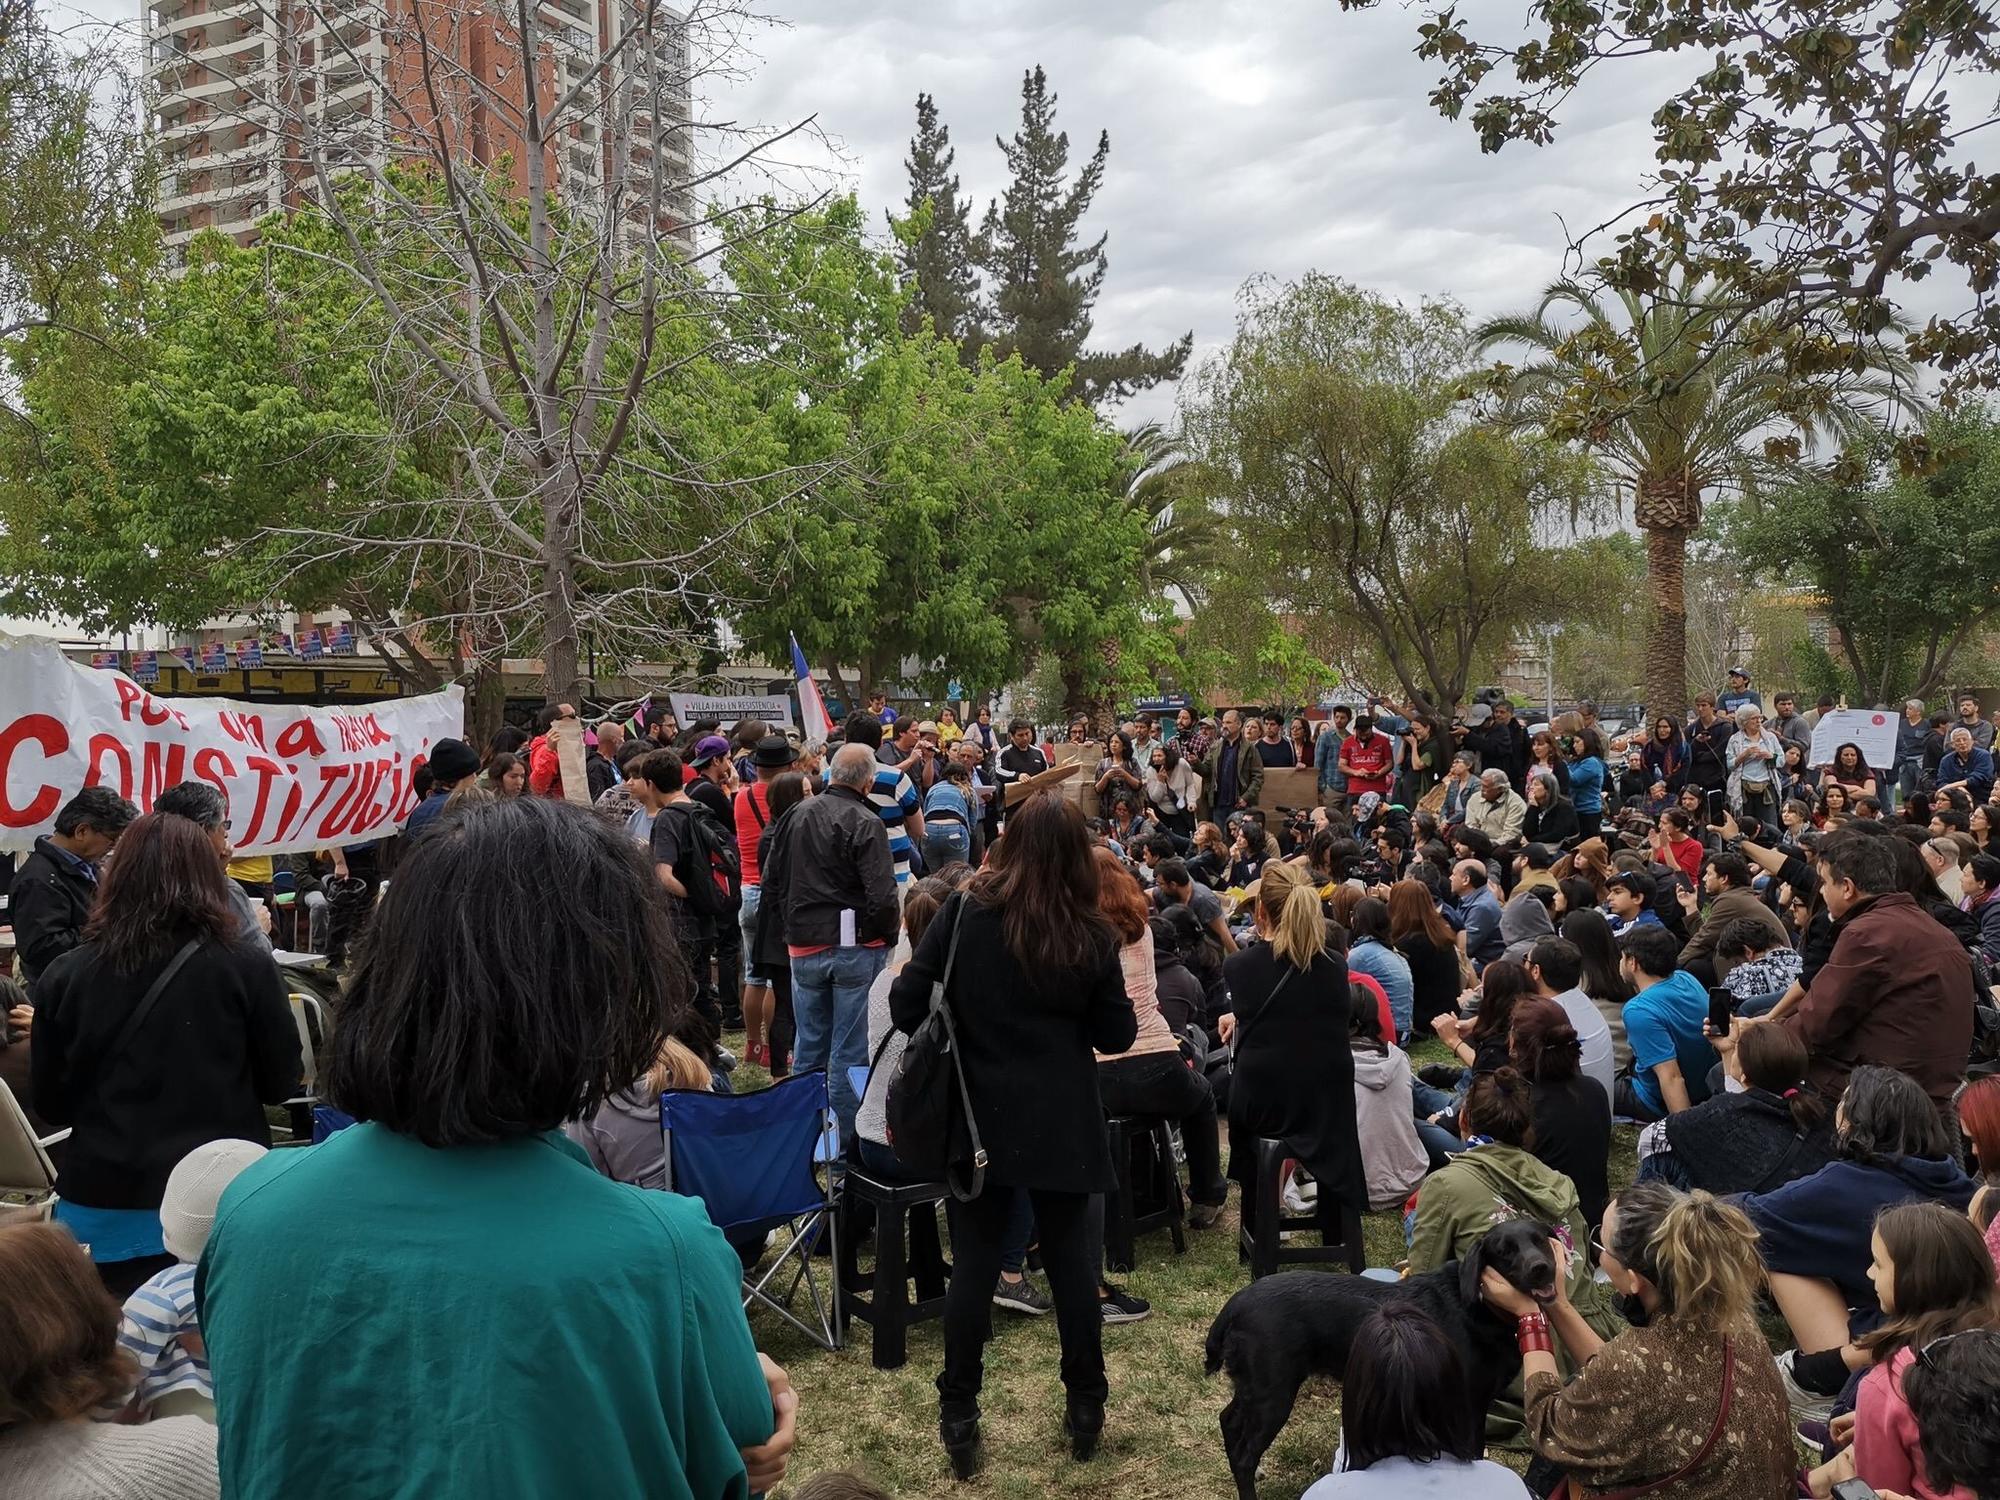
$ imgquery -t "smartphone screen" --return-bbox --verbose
[1706,788,1726,819]
[1707,984,1736,1038]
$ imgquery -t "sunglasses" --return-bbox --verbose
[1915,1329,2000,1371]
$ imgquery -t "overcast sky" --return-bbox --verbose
[706,0,1686,422]
[63,0,1688,424]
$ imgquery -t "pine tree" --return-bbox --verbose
[893,93,983,352]
[976,66,1190,408]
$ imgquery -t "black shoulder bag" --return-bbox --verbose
[102,940,204,1067]
[880,896,987,1201]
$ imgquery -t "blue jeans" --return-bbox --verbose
[791,945,891,1143]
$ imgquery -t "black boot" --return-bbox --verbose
[941,1413,982,1480]
[1063,1399,1104,1461]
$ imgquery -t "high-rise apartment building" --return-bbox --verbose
[144,0,695,257]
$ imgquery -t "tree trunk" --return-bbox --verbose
[1060,657,1090,724]
[466,656,506,751]
[541,476,585,706]
[1644,524,1691,721]
[1090,634,1122,734]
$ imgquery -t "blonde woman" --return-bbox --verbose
[1482,1182,1796,1499]
[1217,860,1364,1259]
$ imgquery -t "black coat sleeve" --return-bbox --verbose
[11,871,80,984]
[1086,943,1137,1055]
[238,946,306,1104]
[27,952,80,1125]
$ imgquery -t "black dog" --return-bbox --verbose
[1204,1217,1560,1500]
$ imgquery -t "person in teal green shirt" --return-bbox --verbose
[197,798,789,1499]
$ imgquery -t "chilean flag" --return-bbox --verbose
[791,633,833,742]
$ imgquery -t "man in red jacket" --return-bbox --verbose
[527,703,578,799]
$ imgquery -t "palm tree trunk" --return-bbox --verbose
[1644,525,1691,721]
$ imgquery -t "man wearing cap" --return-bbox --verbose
[734,736,798,1070]
[1718,666,1762,716]
[405,737,480,840]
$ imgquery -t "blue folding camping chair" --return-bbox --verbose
[660,1069,842,1351]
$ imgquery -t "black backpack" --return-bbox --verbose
[665,803,741,918]
[878,893,987,1201]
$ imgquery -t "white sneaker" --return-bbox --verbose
[1281,1179,1316,1216]
[1775,1349,1837,1423]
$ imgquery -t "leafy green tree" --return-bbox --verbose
[720,199,1143,713]
[975,67,1191,409]
[1184,273,1610,716]
[1342,0,2000,391]
[893,94,983,352]
[1736,408,2000,704]
[1471,270,1917,719]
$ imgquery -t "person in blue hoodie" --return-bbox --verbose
[1739,1064,1979,1408]
[1564,726,1608,837]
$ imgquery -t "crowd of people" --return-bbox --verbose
[1,673,1998,1499]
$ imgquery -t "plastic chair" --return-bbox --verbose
[834,1065,951,1369]
[0,1079,57,1225]
[661,1069,841,1351]
[311,1107,356,1144]
[282,993,326,1142]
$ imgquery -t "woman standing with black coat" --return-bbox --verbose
[31,813,299,1296]
[887,793,1135,1480]
[1218,860,1365,1257]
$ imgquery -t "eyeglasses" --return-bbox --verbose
[1588,1224,1612,1263]
[1915,1329,2000,1371]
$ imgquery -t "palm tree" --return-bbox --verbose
[1473,271,1917,719]
[1119,421,1222,611]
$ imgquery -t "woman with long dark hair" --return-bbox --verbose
[1559,907,1636,1071]
[1643,716,1687,792]
[31,814,298,1296]
[1219,861,1366,1265]
[1826,741,1879,799]
[1092,731,1145,821]
[748,770,813,1078]
[1143,742,1197,836]
[887,794,1134,1477]
[196,798,790,1499]
[1386,879,1460,1037]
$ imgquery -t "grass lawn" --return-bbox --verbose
[730,1037,1643,1500]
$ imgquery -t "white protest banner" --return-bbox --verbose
[1808,706,1902,771]
[0,634,464,855]
[667,692,794,729]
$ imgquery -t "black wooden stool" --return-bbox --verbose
[835,1165,951,1370]
[1237,1135,1365,1280]
[1104,1115,1186,1273]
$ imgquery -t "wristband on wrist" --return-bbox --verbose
[1516,1311,1553,1355]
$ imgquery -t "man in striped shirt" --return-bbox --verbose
[843,714,926,882]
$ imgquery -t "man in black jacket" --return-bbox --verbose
[771,742,898,1140]
[1464,700,1530,792]
[10,786,137,989]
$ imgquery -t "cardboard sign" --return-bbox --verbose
[1255,765,1320,812]
[549,716,591,806]
[1004,762,1080,807]
[0,632,463,854]
[1808,707,1901,771]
